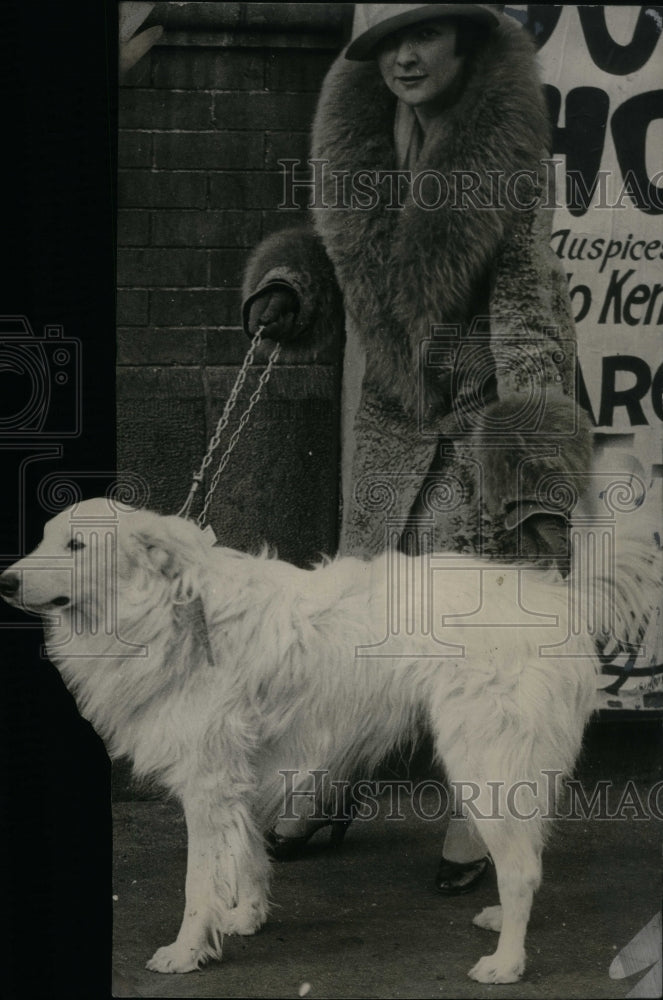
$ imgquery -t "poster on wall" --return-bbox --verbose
[512,3,663,710]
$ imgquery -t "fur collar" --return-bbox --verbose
[311,18,550,414]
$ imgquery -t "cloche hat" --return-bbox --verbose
[346,3,502,61]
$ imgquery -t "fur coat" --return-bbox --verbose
[242,16,591,560]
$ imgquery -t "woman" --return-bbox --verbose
[242,3,590,893]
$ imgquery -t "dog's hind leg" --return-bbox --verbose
[436,732,545,984]
[472,904,502,932]
[146,787,270,974]
[467,818,541,984]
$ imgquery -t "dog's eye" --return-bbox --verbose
[67,538,86,551]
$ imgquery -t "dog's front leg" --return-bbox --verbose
[146,788,270,974]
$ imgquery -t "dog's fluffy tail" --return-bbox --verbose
[570,510,662,658]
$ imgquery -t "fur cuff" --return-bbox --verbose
[469,394,593,517]
[241,225,344,362]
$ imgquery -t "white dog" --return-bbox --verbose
[0,497,659,983]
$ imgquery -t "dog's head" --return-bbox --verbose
[0,498,213,619]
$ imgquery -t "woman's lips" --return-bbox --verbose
[395,74,427,86]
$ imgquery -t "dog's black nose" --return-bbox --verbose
[0,572,20,598]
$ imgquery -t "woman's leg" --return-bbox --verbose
[435,815,490,894]
[442,814,487,862]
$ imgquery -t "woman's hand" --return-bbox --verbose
[519,512,570,573]
[247,287,300,342]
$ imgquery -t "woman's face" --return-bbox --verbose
[377,20,465,110]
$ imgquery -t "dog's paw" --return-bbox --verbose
[223,896,268,936]
[472,905,503,933]
[468,950,525,984]
[146,942,206,974]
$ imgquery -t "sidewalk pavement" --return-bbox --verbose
[111,718,662,999]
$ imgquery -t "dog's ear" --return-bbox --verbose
[142,539,178,577]
[132,515,209,603]
[135,533,190,583]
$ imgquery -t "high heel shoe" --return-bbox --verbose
[434,855,491,895]
[266,812,354,861]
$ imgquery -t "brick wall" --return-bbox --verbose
[116,2,351,565]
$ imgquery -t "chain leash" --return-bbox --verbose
[177,326,281,527]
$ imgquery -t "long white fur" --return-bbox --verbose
[2,498,660,982]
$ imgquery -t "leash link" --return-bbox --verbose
[177,326,281,526]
